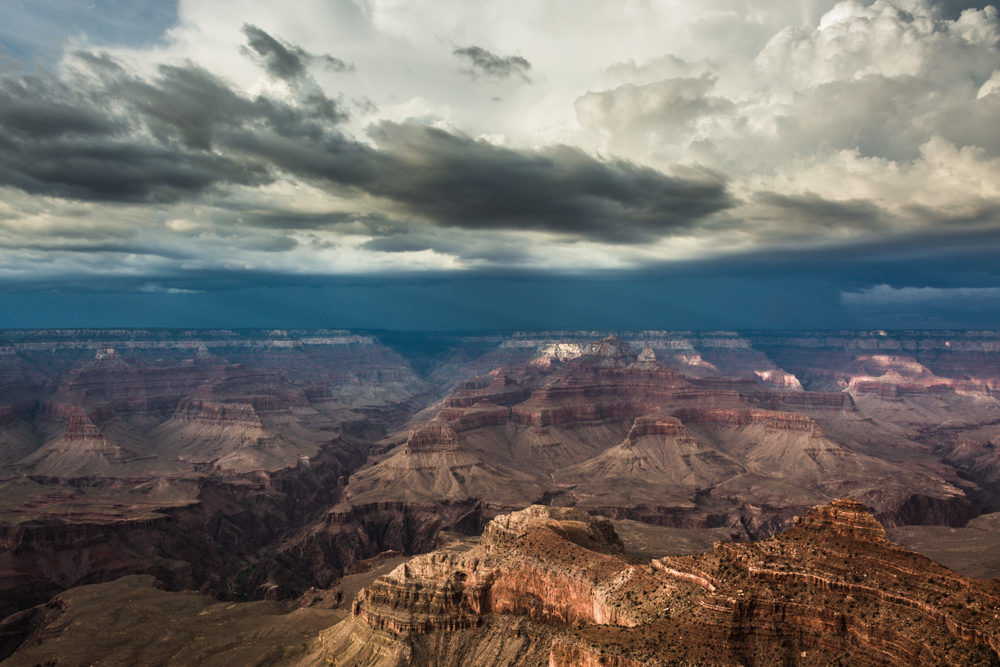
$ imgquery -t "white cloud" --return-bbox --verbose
[842,284,1000,305]
[978,69,1000,97]
[139,283,202,294]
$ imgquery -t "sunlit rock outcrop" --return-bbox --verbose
[318,499,1000,667]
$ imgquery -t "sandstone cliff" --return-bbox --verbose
[316,500,1000,667]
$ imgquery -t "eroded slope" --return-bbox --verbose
[318,500,1000,667]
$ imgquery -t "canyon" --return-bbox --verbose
[317,499,1000,666]
[5,501,1000,666]
[2,328,1000,664]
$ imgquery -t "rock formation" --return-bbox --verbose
[0,330,435,616]
[2,327,1000,638]
[316,500,1000,667]
[350,334,973,536]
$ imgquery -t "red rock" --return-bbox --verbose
[323,500,1000,666]
[404,423,463,455]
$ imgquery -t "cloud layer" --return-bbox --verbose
[0,0,998,325]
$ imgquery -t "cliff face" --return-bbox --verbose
[321,506,641,666]
[0,440,359,618]
[6,500,998,667]
[350,505,634,635]
[0,332,437,617]
[355,330,1000,540]
[344,420,543,507]
[320,500,1000,667]
[352,336,973,535]
[403,423,463,455]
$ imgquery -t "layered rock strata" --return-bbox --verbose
[319,500,1000,667]
[355,336,972,534]
[4,328,1000,635]
[0,332,438,616]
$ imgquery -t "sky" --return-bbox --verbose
[0,0,999,330]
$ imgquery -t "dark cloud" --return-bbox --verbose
[750,192,887,234]
[0,50,731,241]
[361,123,732,242]
[233,210,403,234]
[0,52,355,201]
[240,24,354,80]
[902,200,1000,228]
[242,24,310,79]
[0,76,120,138]
[229,118,732,242]
[12,241,166,255]
[0,133,270,203]
[935,0,995,19]
[453,46,531,81]
[239,234,299,252]
[669,224,1000,293]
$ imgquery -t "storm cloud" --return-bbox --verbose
[747,192,888,236]
[0,55,336,201]
[361,123,731,241]
[453,46,532,81]
[240,24,353,80]
[0,46,731,241]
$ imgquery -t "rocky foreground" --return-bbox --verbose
[4,499,997,666]
[319,499,1000,667]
